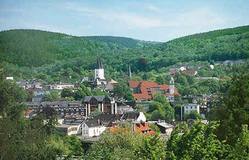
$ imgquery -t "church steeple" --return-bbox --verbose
[169,76,175,102]
[97,58,103,69]
[128,64,132,79]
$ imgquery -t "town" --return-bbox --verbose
[5,58,214,141]
[1,1,249,159]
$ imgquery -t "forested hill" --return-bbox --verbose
[84,36,146,48]
[0,29,144,67]
[159,25,249,62]
[0,26,249,76]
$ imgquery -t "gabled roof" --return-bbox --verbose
[84,119,102,127]
[83,96,111,103]
[84,113,121,127]
[128,80,179,101]
[121,111,139,121]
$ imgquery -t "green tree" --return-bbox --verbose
[113,82,134,100]
[61,88,74,98]
[210,73,249,144]
[148,94,175,121]
[43,90,60,101]
[226,125,249,159]
[185,111,203,120]
[74,84,92,100]
[166,122,226,160]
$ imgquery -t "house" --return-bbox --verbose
[82,119,106,138]
[6,77,14,80]
[129,80,179,101]
[116,103,134,114]
[155,121,174,136]
[57,119,83,136]
[82,113,121,138]
[32,94,44,103]
[83,96,117,117]
[16,80,43,90]
[48,83,74,90]
[183,103,200,114]
[133,122,155,135]
[39,101,85,118]
[121,111,146,122]
[105,79,118,91]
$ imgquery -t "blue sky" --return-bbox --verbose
[0,0,249,41]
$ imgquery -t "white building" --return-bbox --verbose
[6,77,14,80]
[49,83,74,90]
[94,58,107,86]
[183,103,200,114]
[82,120,106,138]
[57,119,83,136]
[121,112,146,122]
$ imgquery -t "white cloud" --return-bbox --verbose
[64,3,164,29]
[144,4,162,13]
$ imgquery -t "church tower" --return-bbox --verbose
[169,76,175,102]
[95,58,105,80]
[94,58,106,86]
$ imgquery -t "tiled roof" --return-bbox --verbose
[135,122,155,135]
[128,80,179,101]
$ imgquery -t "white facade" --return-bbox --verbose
[82,123,106,138]
[94,68,105,80]
[136,112,147,122]
[50,84,74,90]
[57,124,82,136]
[184,103,200,114]
[67,125,82,135]
[6,77,14,80]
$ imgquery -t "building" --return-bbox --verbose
[121,111,146,122]
[105,79,118,91]
[94,58,107,86]
[83,96,117,117]
[57,118,83,136]
[39,101,86,118]
[128,80,179,101]
[48,83,74,90]
[183,103,200,114]
[6,77,14,80]
[133,122,155,135]
[82,119,106,138]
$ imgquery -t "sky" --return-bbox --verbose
[0,0,249,42]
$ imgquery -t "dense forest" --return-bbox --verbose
[0,26,249,83]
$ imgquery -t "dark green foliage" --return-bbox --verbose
[43,90,60,101]
[86,127,166,160]
[74,84,92,100]
[166,122,226,160]
[209,72,249,144]
[147,94,175,121]
[1,26,249,84]
[113,82,134,100]
[185,111,203,120]
[61,88,74,98]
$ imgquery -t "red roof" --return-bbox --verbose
[129,80,179,101]
[134,122,155,135]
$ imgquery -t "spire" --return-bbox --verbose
[169,76,175,102]
[170,76,174,85]
[97,58,103,69]
[128,64,132,79]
